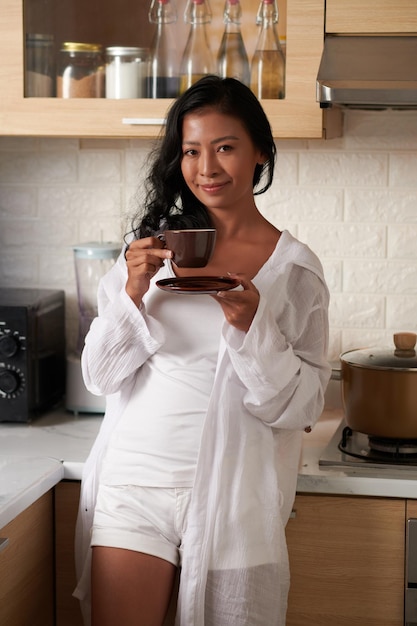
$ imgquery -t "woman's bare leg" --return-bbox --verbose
[91,546,177,626]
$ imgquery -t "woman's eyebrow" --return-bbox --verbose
[182,135,240,146]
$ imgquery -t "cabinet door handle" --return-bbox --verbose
[122,118,166,126]
[406,518,417,625]
[0,538,9,553]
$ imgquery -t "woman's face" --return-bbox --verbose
[180,108,264,214]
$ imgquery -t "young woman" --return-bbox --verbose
[74,75,330,626]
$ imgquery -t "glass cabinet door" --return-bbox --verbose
[0,0,336,138]
[24,0,158,99]
[23,0,287,99]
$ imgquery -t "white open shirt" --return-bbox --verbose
[74,230,331,626]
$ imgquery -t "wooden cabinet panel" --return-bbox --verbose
[55,480,83,626]
[286,494,405,626]
[326,0,417,34]
[407,500,417,519]
[0,492,54,626]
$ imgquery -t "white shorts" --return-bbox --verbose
[91,484,192,567]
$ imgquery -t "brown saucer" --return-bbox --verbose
[156,276,240,295]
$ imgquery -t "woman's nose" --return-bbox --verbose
[199,151,219,177]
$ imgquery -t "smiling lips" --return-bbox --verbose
[199,182,229,193]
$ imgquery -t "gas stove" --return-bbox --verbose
[319,420,417,472]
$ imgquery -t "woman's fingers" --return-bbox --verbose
[125,237,172,305]
[212,273,260,332]
[126,238,172,274]
[126,237,171,261]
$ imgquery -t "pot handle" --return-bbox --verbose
[393,332,417,351]
[330,363,342,381]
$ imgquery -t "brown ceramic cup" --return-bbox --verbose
[160,228,216,268]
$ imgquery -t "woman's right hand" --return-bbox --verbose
[124,237,172,307]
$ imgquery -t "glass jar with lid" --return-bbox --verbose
[57,42,105,98]
[105,47,149,98]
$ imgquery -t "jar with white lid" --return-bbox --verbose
[105,47,149,98]
[57,42,105,98]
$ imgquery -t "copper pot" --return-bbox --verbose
[337,332,417,439]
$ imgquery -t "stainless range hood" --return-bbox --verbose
[317,35,417,109]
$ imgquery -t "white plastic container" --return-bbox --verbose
[105,46,149,98]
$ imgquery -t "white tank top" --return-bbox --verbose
[100,285,224,487]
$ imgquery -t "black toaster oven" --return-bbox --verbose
[0,288,66,422]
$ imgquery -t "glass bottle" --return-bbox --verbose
[179,0,215,94]
[217,0,250,85]
[148,0,180,98]
[250,0,285,99]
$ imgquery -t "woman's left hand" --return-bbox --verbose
[212,273,260,332]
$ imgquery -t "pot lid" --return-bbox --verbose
[340,332,417,371]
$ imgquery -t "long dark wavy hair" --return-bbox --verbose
[128,75,277,239]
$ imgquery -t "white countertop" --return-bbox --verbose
[0,408,102,480]
[0,406,416,530]
[0,408,101,529]
[0,456,63,530]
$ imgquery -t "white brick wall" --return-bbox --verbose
[0,110,416,358]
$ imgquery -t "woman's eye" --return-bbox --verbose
[183,148,197,157]
[218,144,232,153]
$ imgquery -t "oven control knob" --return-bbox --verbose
[0,334,19,358]
[0,368,20,395]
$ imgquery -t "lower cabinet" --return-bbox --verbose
[286,494,406,626]
[0,492,54,626]
[54,485,414,626]
[55,481,84,626]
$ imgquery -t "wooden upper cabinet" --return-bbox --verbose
[0,0,340,139]
[326,0,417,34]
